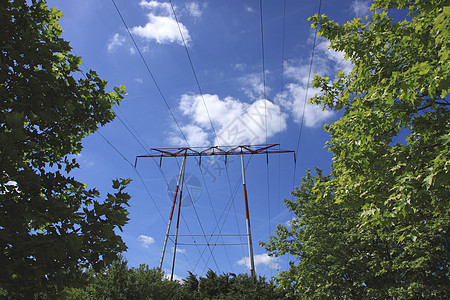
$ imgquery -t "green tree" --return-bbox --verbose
[182,271,200,297]
[192,269,288,299]
[65,258,187,300]
[263,0,449,298]
[224,273,285,300]
[263,169,406,298]
[198,269,224,298]
[67,263,289,300]
[0,0,129,297]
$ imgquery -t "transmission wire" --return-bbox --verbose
[200,157,254,275]
[294,0,323,157]
[114,109,203,272]
[168,0,246,275]
[289,0,323,273]
[168,0,220,143]
[173,158,222,275]
[259,1,273,278]
[74,50,198,267]
[110,0,189,145]
[111,0,224,275]
[97,131,166,223]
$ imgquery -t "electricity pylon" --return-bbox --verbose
[136,144,294,279]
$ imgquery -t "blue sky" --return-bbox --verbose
[46,0,371,281]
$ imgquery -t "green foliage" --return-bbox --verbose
[0,0,128,297]
[65,258,185,300]
[183,271,200,296]
[264,0,449,298]
[193,269,288,299]
[263,169,449,298]
[66,261,290,300]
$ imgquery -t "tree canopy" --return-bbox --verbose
[65,258,290,300]
[263,0,449,298]
[65,258,184,300]
[0,0,128,297]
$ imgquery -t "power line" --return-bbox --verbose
[179,213,208,272]
[201,163,235,271]
[280,0,287,272]
[77,50,172,228]
[225,165,246,258]
[292,0,323,194]
[280,0,286,93]
[259,0,268,145]
[168,0,219,144]
[182,163,222,273]
[97,131,166,223]
[194,162,249,273]
[277,1,287,260]
[259,1,273,278]
[110,0,223,275]
[294,0,323,156]
[166,2,238,273]
[81,53,204,274]
[179,243,247,246]
[73,48,195,268]
[289,0,323,274]
[109,0,298,278]
[113,109,149,154]
[199,155,255,275]
[169,234,247,237]
[110,0,189,145]
[113,109,208,270]
[170,157,222,274]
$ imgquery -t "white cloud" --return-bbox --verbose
[139,0,171,11]
[166,32,354,145]
[75,153,95,167]
[351,0,371,18]
[134,77,144,84]
[172,93,287,146]
[107,33,126,53]
[316,40,354,75]
[185,2,203,18]
[275,83,334,128]
[233,63,246,71]
[173,273,183,281]
[283,40,353,83]
[240,73,271,101]
[283,61,312,86]
[171,247,186,254]
[237,253,280,270]
[168,124,209,146]
[131,0,191,45]
[138,235,155,248]
[275,37,354,127]
[245,5,254,13]
[163,270,183,282]
[131,15,190,45]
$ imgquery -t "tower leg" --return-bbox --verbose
[241,153,255,276]
[159,155,187,271]
[171,156,187,280]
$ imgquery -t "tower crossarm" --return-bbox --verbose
[136,144,294,159]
